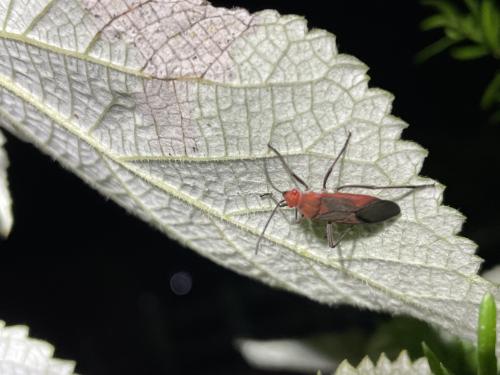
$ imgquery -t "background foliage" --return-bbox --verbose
[418,0,500,123]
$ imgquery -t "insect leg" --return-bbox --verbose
[326,222,352,248]
[332,226,352,248]
[293,208,304,224]
[326,221,335,247]
[335,183,435,192]
[256,199,287,254]
[267,143,309,190]
[322,132,352,190]
[327,224,352,269]
[326,223,347,268]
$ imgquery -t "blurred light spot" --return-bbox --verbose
[169,271,192,296]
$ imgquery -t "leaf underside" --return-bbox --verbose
[0,0,498,347]
[0,129,11,237]
[0,320,77,375]
[334,351,431,375]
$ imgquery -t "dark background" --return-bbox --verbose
[1,1,499,374]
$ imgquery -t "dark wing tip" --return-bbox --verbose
[356,200,401,223]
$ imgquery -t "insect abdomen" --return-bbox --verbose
[355,200,400,223]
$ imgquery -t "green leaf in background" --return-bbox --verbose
[464,0,480,18]
[421,14,451,31]
[481,71,500,109]
[477,293,497,375]
[444,27,465,41]
[366,317,476,375]
[460,15,483,43]
[450,44,489,60]
[416,37,459,63]
[422,342,453,375]
[422,0,461,26]
[419,0,500,122]
[480,0,500,55]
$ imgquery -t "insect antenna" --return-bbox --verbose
[255,199,286,254]
[263,157,286,194]
[336,183,435,191]
[322,132,352,190]
[267,144,309,190]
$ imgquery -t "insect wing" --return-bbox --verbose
[313,196,363,224]
[355,200,400,223]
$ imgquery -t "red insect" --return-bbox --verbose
[256,132,434,253]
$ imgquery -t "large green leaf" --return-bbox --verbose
[0,0,497,347]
